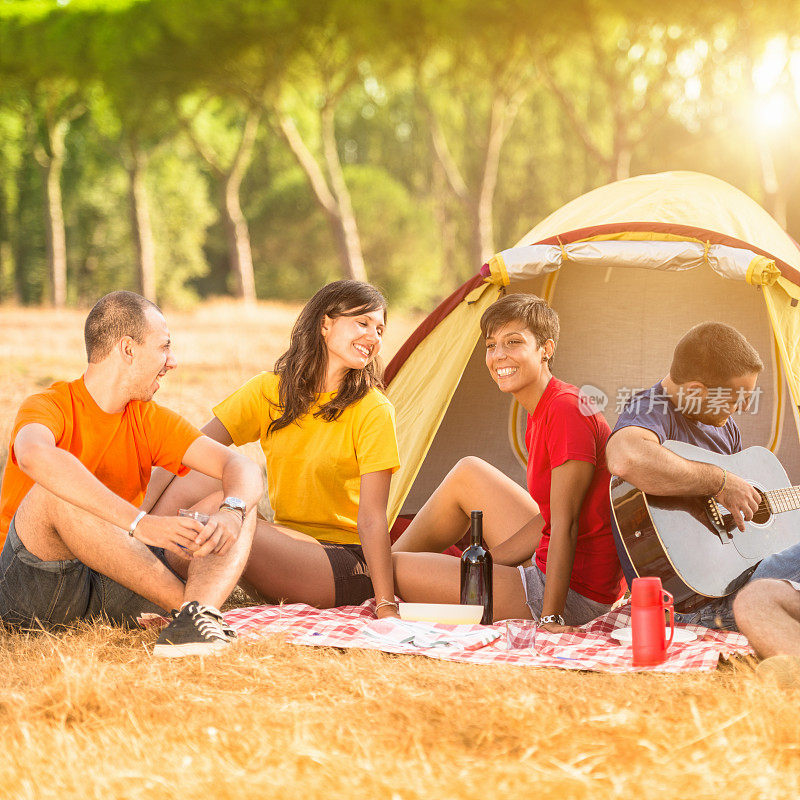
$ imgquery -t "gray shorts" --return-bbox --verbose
[0,516,178,630]
[518,563,612,626]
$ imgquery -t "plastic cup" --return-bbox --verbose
[176,509,210,554]
[504,619,537,651]
[178,509,210,525]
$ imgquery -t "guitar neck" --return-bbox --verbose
[764,486,800,514]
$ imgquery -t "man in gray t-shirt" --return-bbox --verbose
[613,380,741,458]
[606,321,800,630]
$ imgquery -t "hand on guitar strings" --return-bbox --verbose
[715,471,761,532]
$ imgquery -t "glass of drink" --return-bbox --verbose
[175,509,209,553]
[178,509,210,525]
[504,619,537,651]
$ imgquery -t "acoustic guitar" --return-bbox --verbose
[610,440,800,613]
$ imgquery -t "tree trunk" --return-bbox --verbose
[320,103,367,282]
[614,150,631,182]
[12,161,31,303]
[613,131,632,181]
[214,107,260,303]
[427,86,523,271]
[183,105,260,303]
[223,108,260,303]
[474,98,509,265]
[42,118,69,308]
[432,158,457,286]
[278,110,367,282]
[0,183,11,301]
[221,178,256,303]
[127,149,157,302]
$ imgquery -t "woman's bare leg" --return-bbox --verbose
[392,456,539,555]
[392,552,532,621]
[149,469,223,517]
[241,519,336,607]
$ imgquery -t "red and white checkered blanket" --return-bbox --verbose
[222,600,753,673]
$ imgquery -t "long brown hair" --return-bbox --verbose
[268,280,388,434]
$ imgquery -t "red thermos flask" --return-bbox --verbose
[631,577,675,667]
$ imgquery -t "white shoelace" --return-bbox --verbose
[187,604,228,642]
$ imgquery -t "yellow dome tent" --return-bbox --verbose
[385,171,800,525]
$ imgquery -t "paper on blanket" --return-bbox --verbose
[359,618,502,651]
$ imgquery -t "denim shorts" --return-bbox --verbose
[674,540,800,631]
[0,516,178,630]
[517,563,612,626]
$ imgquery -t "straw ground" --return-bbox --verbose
[0,303,798,799]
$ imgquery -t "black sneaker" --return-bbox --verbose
[219,619,238,642]
[153,601,232,658]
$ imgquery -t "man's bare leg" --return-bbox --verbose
[184,508,256,610]
[144,487,255,610]
[734,579,800,658]
[391,456,539,555]
[14,484,184,612]
[149,471,255,607]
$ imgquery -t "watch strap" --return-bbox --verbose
[219,498,246,522]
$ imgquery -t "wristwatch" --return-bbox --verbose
[219,496,247,522]
[538,614,565,627]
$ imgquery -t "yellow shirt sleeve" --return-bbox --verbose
[355,399,400,475]
[213,372,274,446]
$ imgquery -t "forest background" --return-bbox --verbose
[2,0,800,313]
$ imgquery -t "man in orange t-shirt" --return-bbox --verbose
[0,291,263,657]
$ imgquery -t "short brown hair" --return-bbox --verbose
[84,291,161,363]
[480,293,560,349]
[670,322,764,385]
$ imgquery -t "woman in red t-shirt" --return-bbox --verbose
[392,294,623,631]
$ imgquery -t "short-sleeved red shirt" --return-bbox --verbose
[526,378,624,604]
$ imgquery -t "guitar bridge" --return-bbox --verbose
[704,497,734,542]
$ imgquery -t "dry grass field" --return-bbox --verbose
[1,302,799,800]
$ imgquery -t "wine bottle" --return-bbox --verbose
[460,510,493,624]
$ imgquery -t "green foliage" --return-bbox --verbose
[251,164,439,310]
[3,0,800,312]
[149,141,215,307]
[61,113,134,304]
[57,112,214,307]
[10,155,48,303]
[0,102,26,299]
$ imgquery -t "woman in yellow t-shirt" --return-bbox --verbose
[149,280,401,617]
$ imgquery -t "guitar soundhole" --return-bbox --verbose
[752,490,771,525]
